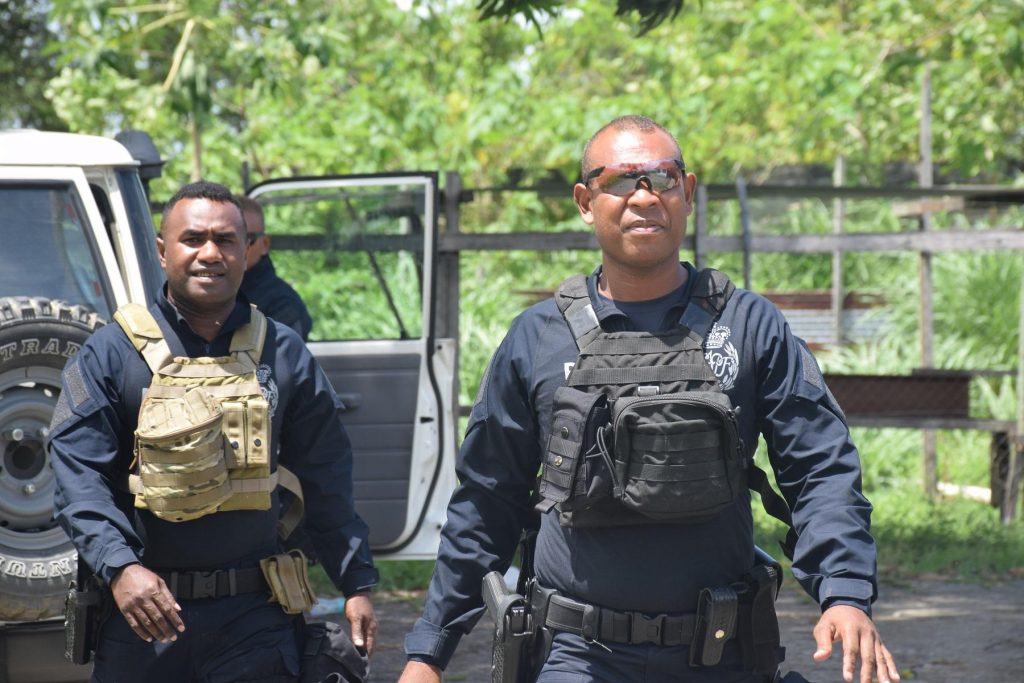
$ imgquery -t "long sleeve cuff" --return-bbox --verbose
[817,576,875,616]
[341,565,379,597]
[403,617,464,670]
[97,547,141,585]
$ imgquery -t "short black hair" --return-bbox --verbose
[580,115,684,181]
[160,181,245,234]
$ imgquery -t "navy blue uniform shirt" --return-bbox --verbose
[240,255,314,342]
[49,287,377,596]
[405,263,876,669]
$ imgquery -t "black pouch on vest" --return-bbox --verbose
[538,387,610,510]
[299,619,368,683]
[610,391,742,523]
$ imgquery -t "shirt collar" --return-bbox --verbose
[156,284,253,345]
[585,262,697,326]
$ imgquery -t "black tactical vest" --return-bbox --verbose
[537,269,747,528]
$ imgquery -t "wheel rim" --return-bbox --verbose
[0,366,63,533]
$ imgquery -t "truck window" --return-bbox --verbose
[0,182,113,317]
[116,169,164,301]
[257,180,428,342]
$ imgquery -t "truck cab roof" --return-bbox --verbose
[0,130,139,167]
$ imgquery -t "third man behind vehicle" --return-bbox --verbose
[399,116,900,683]
[239,195,314,341]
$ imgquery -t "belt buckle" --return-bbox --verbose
[630,613,666,645]
[191,571,219,599]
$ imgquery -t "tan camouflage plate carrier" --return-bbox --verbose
[115,303,276,522]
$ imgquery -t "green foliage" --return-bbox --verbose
[0,0,65,129]
[28,0,1024,587]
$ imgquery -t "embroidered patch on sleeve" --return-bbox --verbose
[799,344,823,389]
[64,358,93,409]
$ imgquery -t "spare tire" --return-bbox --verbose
[0,297,105,621]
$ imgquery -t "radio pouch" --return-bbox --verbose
[261,549,317,614]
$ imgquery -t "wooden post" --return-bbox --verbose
[736,176,752,290]
[1006,269,1024,522]
[439,171,463,423]
[919,64,938,497]
[695,184,708,270]
[832,156,846,346]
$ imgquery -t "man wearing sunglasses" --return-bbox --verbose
[400,116,898,683]
[239,195,314,342]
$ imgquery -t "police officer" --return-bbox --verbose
[239,195,314,342]
[50,181,377,682]
[399,116,899,683]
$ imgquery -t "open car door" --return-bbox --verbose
[247,174,455,559]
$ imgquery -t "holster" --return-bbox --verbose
[64,563,110,665]
[734,557,785,674]
[482,571,535,683]
[260,549,316,614]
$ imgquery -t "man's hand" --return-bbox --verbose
[344,592,378,656]
[398,660,442,683]
[110,564,185,643]
[813,604,900,683]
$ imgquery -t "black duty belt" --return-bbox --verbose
[155,567,268,600]
[540,589,698,647]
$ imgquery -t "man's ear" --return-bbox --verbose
[573,183,595,226]
[683,172,697,216]
[156,236,166,268]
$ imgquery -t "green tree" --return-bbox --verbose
[0,0,65,129]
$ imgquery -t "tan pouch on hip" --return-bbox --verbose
[260,549,317,615]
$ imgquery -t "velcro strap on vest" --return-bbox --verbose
[569,364,717,386]
[137,436,224,464]
[229,469,278,493]
[542,591,697,647]
[144,382,264,399]
[132,461,228,488]
[141,483,233,512]
[156,566,268,600]
[630,429,721,452]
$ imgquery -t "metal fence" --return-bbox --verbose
[434,173,1024,520]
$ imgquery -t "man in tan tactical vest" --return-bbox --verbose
[50,181,377,682]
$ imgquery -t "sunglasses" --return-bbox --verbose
[247,232,265,245]
[584,158,686,197]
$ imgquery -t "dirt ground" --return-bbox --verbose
[345,577,1024,682]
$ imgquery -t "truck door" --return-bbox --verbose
[247,174,455,559]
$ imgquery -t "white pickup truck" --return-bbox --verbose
[0,130,457,681]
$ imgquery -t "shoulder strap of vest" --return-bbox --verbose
[275,465,305,541]
[555,274,601,350]
[113,303,174,373]
[679,268,735,341]
[229,305,268,366]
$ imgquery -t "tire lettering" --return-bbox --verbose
[0,555,72,579]
[42,338,61,355]
[64,341,82,358]
[50,558,74,577]
[1,558,28,578]
[0,343,14,362]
